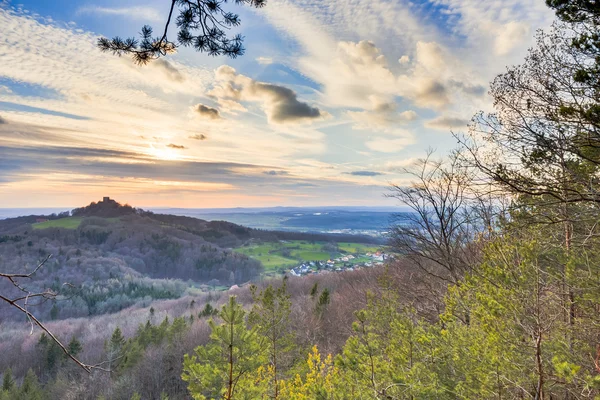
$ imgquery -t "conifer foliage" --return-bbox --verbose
[97,0,267,64]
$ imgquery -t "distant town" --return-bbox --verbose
[289,250,391,276]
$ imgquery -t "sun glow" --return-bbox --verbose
[148,144,181,161]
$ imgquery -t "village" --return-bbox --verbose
[289,250,390,276]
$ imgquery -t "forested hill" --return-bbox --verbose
[0,199,379,321]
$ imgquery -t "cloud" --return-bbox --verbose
[314,40,398,110]
[0,143,274,186]
[345,170,384,177]
[399,55,410,64]
[348,96,418,131]
[366,137,415,153]
[0,116,5,124]
[217,99,247,115]
[151,59,185,83]
[189,134,207,141]
[413,79,449,109]
[256,57,274,65]
[263,170,289,176]
[167,144,186,150]
[385,158,420,172]
[495,21,531,56]
[209,66,326,124]
[425,115,470,131]
[449,80,486,97]
[76,6,162,22]
[193,104,221,120]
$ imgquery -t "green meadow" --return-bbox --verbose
[32,217,121,230]
[32,217,84,230]
[234,240,381,273]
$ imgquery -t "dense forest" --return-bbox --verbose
[4,1,600,399]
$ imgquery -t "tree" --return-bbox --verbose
[547,1,600,119]
[67,337,83,357]
[388,150,500,286]
[279,346,338,400]
[182,296,263,399]
[459,22,600,344]
[106,327,127,376]
[98,0,267,64]
[548,0,600,22]
[249,279,294,398]
[1,369,14,393]
[461,24,600,209]
[17,369,42,400]
[335,282,444,399]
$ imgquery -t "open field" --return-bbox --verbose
[32,217,121,230]
[32,217,83,230]
[234,240,382,273]
[337,242,380,254]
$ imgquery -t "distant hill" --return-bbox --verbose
[0,198,382,322]
[71,197,139,218]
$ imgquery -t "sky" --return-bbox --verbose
[0,0,555,208]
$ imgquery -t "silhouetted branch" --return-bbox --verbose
[97,0,267,64]
[0,254,111,373]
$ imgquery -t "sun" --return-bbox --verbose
[148,144,181,161]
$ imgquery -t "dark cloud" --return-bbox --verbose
[415,80,449,108]
[263,170,289,176]
[167,143,186,150]
[0,145,280,187]
[252,82,323,124]
[189,134,207,141]
[0,115,6,124]
[425,116,470,130]
[449,80,486,97]
[194,104,221,120]
[211,66,325,124]
[153,59,185,82]
[345,170,384,177]
[0,101,90,121]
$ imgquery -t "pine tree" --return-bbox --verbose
[182,296,263,400]
[249,280,294,398]
[18,369,42,400]
[1,368,14,392]
[67,336,82,357]
[107,327,126,375]
[280,346,338,400]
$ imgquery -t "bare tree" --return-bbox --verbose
[98,0,267,64]
[388,150,503,286]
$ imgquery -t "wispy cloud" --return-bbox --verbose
[345,170,384,177]
[425,115,470,131]
[0,0,558,206]
[76,6,163,23]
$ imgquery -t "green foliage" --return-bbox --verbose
[335,285,444,399]
[67,337,82,357]
[182,296,263,400]
[199,303,218,318]
[1,368,14,392]
[32,217,83,230]
[249,279,295,398]
[17,369,42,400]
[36,333,68,377]
[315,288,330,314]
